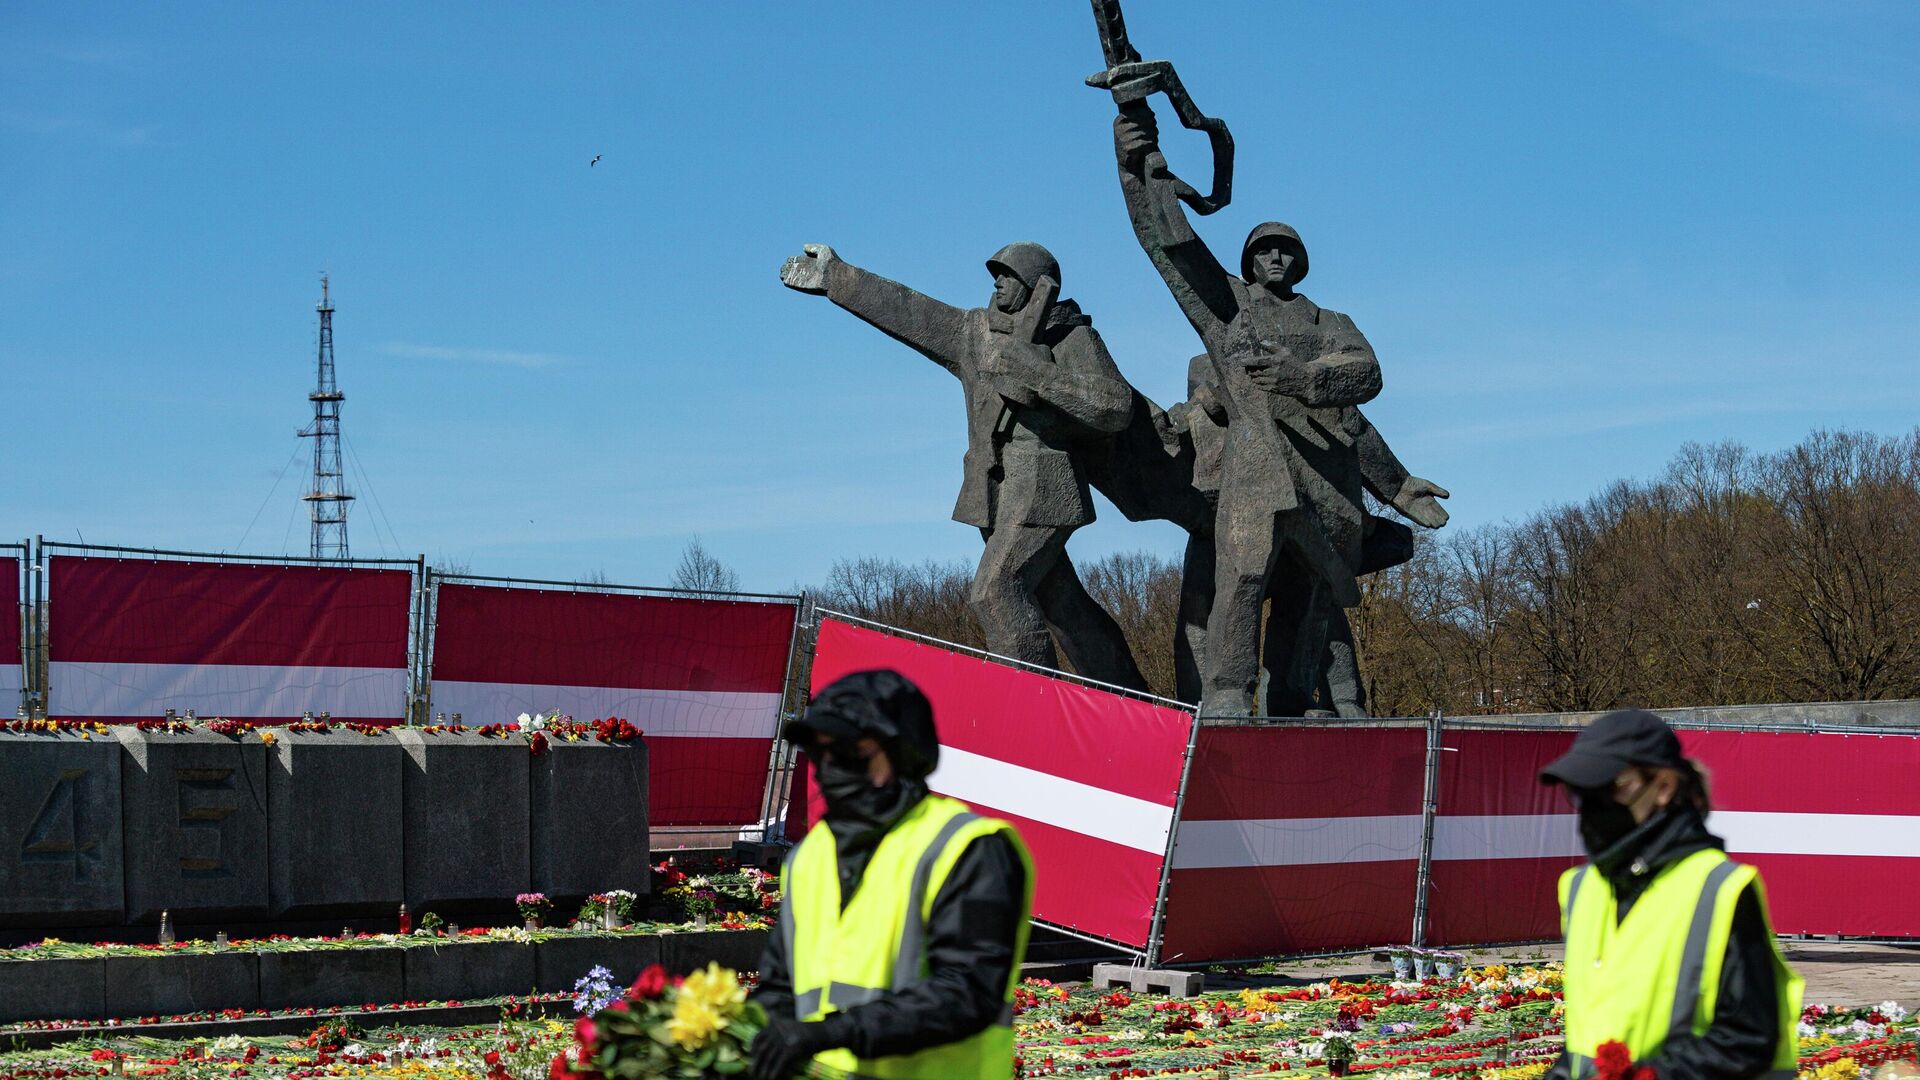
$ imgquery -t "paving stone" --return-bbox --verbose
[0,731,124,925]
[118,727,270,923]
[531,739,649,900]
[392,730,529,911]
[103,950,259,1017]
[268,730,404,917]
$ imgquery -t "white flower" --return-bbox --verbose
[526,712,547,730]
[343,1043,365,1057]
[516,712,532,726]
[1879,1000,1908,1021]
[1798,1021,1818,1038]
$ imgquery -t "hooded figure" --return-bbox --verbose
[749,670,1034,1080]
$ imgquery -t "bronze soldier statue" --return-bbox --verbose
[780,242,1149,691]
[1109,103,1447,715]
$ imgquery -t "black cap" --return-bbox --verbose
[1539,708,1688,789]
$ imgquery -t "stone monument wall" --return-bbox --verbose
[0,728,649,931]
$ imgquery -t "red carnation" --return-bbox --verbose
[530,731,550,756]
[574,1016,598,1051]
[629,963,669,1001]
[549,1052,572,1080]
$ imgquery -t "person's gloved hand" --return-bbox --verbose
[750,1017,841,1080]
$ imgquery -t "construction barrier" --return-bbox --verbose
[46,554,413,725]
[1156,723,1429,962]
[803,615,1196,954]
[785,614,1920,963]
[427,579,799,829]
[3,546,23,709]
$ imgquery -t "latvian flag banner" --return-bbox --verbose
[427,583,797,828]
[48,556,412,726]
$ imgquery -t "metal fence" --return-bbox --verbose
[425,569,806,841]
[10,539,812,845]
[6,541,27,714]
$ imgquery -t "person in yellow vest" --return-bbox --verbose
[749,669,1034,1079]
[1540,709,1803,1080]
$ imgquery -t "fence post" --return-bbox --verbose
[1144,705,1204,969]
[30,534,45,718]
[756,595,813,844]
[1412,708,1444,946]
[409,555,430,725]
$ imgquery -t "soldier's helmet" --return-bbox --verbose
[985,241,1061,290]
[1241,222,1309,285]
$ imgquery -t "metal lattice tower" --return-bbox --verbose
[299,275,353,561]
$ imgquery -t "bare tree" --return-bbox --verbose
[672,537,742,595]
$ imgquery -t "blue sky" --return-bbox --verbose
[4,2,1916,592]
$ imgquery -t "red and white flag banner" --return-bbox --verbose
[2,555,21,703]
[1422,727,1920,944]
[1157,725,1429,962]
[806,617,1195,952]
[428,583,797,828]
[47,556,412,725]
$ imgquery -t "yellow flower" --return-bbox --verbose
[259,730,278,746]
[666,963,747,1051]
[681,962,747,1016]
[1811,1059,1861,1080]
[668,996,725,1050]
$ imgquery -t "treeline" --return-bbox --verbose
[811,429,1920,715]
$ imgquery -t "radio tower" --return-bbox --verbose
[299,274,353,561]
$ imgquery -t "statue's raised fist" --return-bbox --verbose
[780,243,838,294]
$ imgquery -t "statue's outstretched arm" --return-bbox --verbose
[1113,103,1238,343]
[781,244,968,374]
[1352,408,1450,529]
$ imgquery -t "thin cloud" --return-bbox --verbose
[379,342,566,369]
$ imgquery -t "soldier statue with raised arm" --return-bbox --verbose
[781,242,1149,692]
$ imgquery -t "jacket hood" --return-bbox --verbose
[789,669,940,780]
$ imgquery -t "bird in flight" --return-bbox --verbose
[590,154,602,167]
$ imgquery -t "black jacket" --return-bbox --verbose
[752,806,1026,1060]
[1548,806,1781,1080]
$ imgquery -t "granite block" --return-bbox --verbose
[533,933,663,994]
[392,730,529,910]
[403,938,536,1002]
[117,728,269,922]
[268,730,403,917]
[256,946,402,1009]
[0,957,106,1023]
[530,739,649,899]
[0,731,124,925]
[660,929,770,976]
[103,950,259,1017]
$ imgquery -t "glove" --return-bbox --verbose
[750,1017,841,1080]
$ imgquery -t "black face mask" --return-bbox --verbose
[814,750,899,826]
[1575,787,1640,857]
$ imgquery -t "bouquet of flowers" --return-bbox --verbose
[554,962,769,1079]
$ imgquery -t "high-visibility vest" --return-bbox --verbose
[779,793,1035,1079]
[1559,848,1803,1078]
